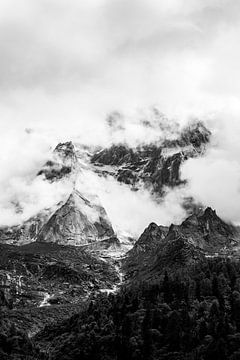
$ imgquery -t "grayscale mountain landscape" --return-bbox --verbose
[1,1,240,360]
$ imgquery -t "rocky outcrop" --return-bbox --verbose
[157,236,204,270]
[153,225,205,271]
[124,207,240,280]
[123,222,168,279]
[0,142,117,246]
[128,222,168,256]
[0,208,57,245]
[172,121,211,148]
[0,242,119,308]
[38,141,78,181]
[160,206,240,255]
[179,207,240,250]
[37,190,115,246]
[91,121,211,196]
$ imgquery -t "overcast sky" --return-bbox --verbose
[1,0,240,137]
[1,0,240,230]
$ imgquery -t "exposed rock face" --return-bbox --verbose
[153,226,205,271]
[123,222,168,279]
[124,207,240,280]
[152,208,240,273]
[38,141,78,181]
[37,190,115,245]
[81,236,121,252]
[0,142,79,246]
[177,121,211,148]
[0,242,119,308]
[91,121,211,196]
[179,207,240,250]
[0,142,116,247]
[128,222,168,256]
[0,208,57,245]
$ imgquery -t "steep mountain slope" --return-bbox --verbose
[0,142,115,246]
[38,141,78,181]
[0,208,55,245]
[124,207,240,280]
[124,223,168,279]
[0,242,119,309]
[91,120,211,196]
[37,190,115,245]
[0,142,78,246]
[0,144,121,311]
[180,207,239,249]
[128,222,168,254]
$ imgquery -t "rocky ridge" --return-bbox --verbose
[124,207,240,280]
[38,141,78,182]
[37,190,115,246]
[91,120,211,196]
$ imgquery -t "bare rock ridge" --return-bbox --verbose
[38,141,78,181]
[180,206,239,248]
[0,208,56,245]
[126,222,168,258]
[0,141,115,246]
[91,120,211,196]
[152,208,240,274]
[124,207,240,279]
[37,190,115,246]
[0,142,80,245]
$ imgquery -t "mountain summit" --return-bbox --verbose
[37,190,115,246]
[124,207,240,279]
[38,141,78,181]
[91,120,211,196]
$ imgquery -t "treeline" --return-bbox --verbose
[34,257,240,360]
[2,257,240,359]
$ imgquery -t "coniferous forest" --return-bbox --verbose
[2,257,240,359]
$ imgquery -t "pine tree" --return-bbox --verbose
[162,271,173,304]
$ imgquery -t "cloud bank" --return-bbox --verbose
[1,0,240,133]
[76,168,186,238]
[181,114,240,225]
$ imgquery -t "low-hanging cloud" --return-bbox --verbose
[181,113,240,224]
[0,129,72,226]
[76,168,186,238]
